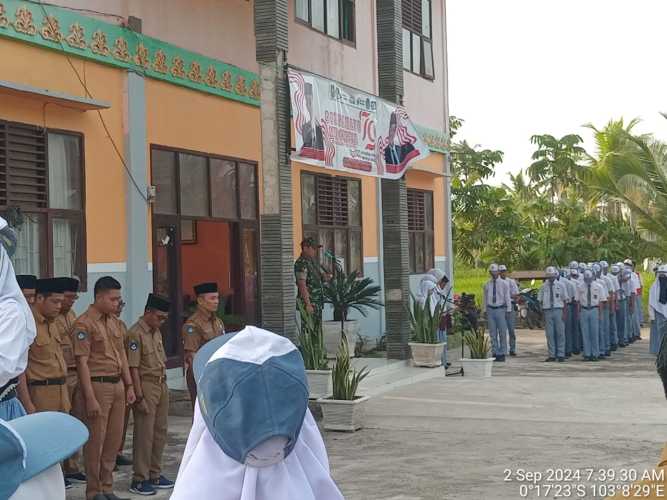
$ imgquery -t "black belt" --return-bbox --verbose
[581,306,597,310]
[28,377,66,386]
[488,305,505,309]
[91,375,121,384]
[0,377,18,402]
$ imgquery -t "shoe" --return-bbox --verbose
[496,355,506,362]
[544,357,556,362]
[92,495,108,500]
[65,472,87,484]
[592,357,600,361]
[116,454,133,466]
[65,478,73,490]
[509,351,517,357]
[129,480,156,496]
[573,351,581,355]
[583,356,592,362]
[611,345,618,351]
[105,492,132,500]
[619,343,627,348]
[150,475,175,490]
[557,357,565,362]
[445,362,451,369]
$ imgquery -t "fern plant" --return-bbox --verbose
[331,340,370,400]
[297,301,328,371]
[407,291,446,344]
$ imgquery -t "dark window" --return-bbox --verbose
[0,120,86,286]
[301,172,362,274]
[296,0,355,43]
[402,0,434,79]
[407,189,434,273]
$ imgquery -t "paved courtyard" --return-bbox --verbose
[68,328,667,499]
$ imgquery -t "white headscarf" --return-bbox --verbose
[0,217,37,387]
[10,464,65,500]
[171,403,344,500]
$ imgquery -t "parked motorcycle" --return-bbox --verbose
[517,287,543,329]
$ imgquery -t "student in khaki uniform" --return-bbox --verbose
[127,294,174,496]
[20,278,69,415]
[73,276,136,500]
[55,277,87,484]
[182,282,224,407]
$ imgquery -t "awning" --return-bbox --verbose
[0,79,110,111]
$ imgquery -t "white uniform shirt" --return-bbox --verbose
[482,278,512,312]
[567,278,580,302]
[649,279,667,320]
[577,281,605,308]
[595,278,609,302]
[603,274,618,300]
[630,272,641,294]
[621,278,636,299]
[538,280,568,309]
[502,277,520,301]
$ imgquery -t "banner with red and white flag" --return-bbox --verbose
[288,68,430,179]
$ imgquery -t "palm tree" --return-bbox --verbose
[528,134,587,200]
[584,117,667,252]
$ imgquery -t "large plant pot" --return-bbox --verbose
[317,395,369,432]
[306,369,332,399]
[323,320,358,358]
[461,358,494,378]
[408,342,445,368]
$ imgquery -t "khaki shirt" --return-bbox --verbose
[54,310,77,369]
[72,306,125,377]
[182,307,224,354]
[127,318,167,379]
[26,308,68,382]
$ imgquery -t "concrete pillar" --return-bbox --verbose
[377,0,410,359]
[124,70,150,323]
[254,0,295,340]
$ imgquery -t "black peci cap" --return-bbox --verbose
[300,236,322,248]
[16,275,37,290]
[146,293,170,313]
[36,278,65,295]
[57,277,80,293]
[194,282,218,295]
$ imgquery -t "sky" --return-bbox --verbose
[446,0,667,185]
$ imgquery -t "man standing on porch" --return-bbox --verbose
[182,283,225,408]
[294,237,324,315]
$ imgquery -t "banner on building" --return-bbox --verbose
[288,68,430,179]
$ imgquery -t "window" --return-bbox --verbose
[296,0,355,44]
[0,120,86,285]
[407,189,434,273]
[402,0,434,79]
[301,172,362,274]
[152,148,258,222]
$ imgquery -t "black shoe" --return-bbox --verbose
[65,478,73,490]
[557,357,565,362]
[445,362,452,368]
[92,495,107,500]
[573,351,581,355]
[65,472,87,483]
[497,355,506,362]
[115,454,133,467]
[129,480,157,496]
[509,351,517,357]
[105,493,131,500]
[619,343,627,348]
[544,357,556,362]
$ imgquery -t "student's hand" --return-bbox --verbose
[126,386,136,405]
[86,397,101,418]
[135,398,149,414]
[24,401,36,414]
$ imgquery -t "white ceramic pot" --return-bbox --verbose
[323,320,359,358]
[306,369,332,399]
[408,342,446,367]
[461,358,495,378]
[317,395,369,432]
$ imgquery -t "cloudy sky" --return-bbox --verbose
[446,0,667,184]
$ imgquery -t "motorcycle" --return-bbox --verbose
[517,287,543,329]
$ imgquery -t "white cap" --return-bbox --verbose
[592,263,601,273]
[498,264,507,272]
[545,266,557,277]
[489,263,499,273]
[569,261,578,269]
[600,261,609,268]
[658,264,667,274]
[611,264,620,274]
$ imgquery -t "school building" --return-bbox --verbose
[0,0,451,379]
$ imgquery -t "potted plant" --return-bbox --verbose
[297,301,331,399]
[317,341,370,431]
[320,261,383,358]
[407,291,447,367]
[459,316,494,378]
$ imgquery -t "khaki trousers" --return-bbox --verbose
[186,366,197,410]
[64,370,84,474]
[132,379,169,482]
[28,382,70,413]
[83,380,125,500]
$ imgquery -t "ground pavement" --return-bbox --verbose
[68,328,666,500]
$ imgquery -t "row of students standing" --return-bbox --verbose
[10,273,193,500]
[538,260,644,362]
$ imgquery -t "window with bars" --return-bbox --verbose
[0,120,86,286]
[407,189,434,273]
[296,0,355,44]
[402,0,434,79]
[301,172,362,274]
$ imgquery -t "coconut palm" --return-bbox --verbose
[584,117,667,251]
